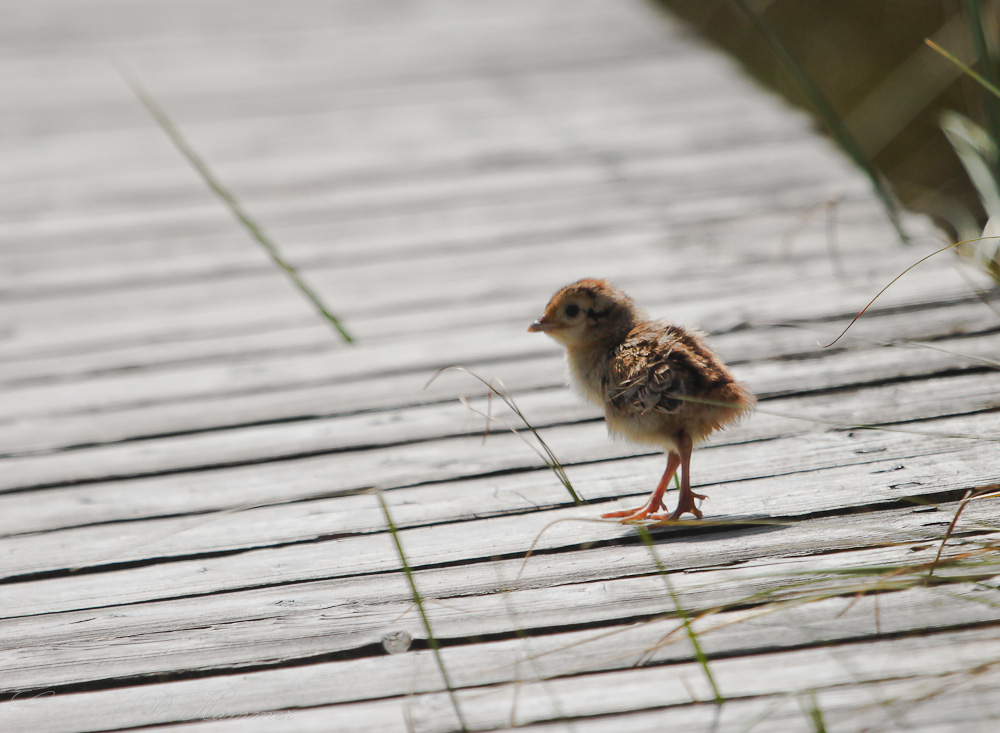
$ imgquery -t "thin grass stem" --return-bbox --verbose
[803,691,828,732]
[822,236,1000,347]
[765,320,1000,368]
[117,63,354,344]
[376,491,469,732]
[493,581,575,730]
[926,38,1000,102]
[428,366,585,505]
[927,486,991,579]
[635,525,725,705]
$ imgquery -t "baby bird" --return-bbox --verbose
[528,278,755,521]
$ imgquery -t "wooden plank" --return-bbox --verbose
[2,432,996,613]
[129,655,998,733]
[3,501,996,690]
[2,326,997,493]
[4,263,962,387]
[0,420,982,576]
[2,308,995,466]
[148,644,1000,733]
[0,207,963,367]
[1,374,995,539]
[0,305,992,455]
[0,184,886,307]
[0,28,804,194]
[2,178,920,334]
[2,262,994,395]
[0,73,819,252]
[2,595,998,731]
[3,272,993,430]
[6,673,999,733]
[0,1,690,117]
[0,75,806,236]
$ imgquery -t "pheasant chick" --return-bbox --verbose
[528,278,755,521]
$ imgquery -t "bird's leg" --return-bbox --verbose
[602,452,681,521]
[666,431,705,520]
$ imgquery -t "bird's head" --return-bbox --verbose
[528,278,639,348]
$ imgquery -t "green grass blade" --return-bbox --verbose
[803,691,828,732]
[965,0,1000,139]
[428,366,586,505]
[377,492,469,732]
[823,239,969,347]
[926,39,1000,102]
[636,525,725,705]
[117,63,355,344]
[732,0,908,244]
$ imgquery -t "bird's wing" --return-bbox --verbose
[607,330,688,415]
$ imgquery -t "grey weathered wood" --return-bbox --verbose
[2,292,996,454]
[2,598,998,732]
[3,437,997,614]
[2,0,999,730]
[2,282,994,436]
[0,383,995,545]
[2,333,997,494]
[148,640,1000,733]
[1,265,994,392]
[3,503,996,691]
[1,218,950,365]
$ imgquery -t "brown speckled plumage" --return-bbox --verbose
[528,278,755,521]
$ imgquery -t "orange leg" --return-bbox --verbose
[601,451,681,521]
[665,431,705,520]
[601,431,707,522]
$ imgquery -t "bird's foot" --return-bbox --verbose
[601,500,664,522]
[662,491,707,521]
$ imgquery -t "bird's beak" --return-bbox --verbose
[528,316,560,333]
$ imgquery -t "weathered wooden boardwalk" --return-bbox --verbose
[2,1,1000,731]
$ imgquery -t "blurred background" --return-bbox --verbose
[655,0,1000,277]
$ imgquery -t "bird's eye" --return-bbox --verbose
[564,304,580,318]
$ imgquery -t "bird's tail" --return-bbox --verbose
[708,380,756,428]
